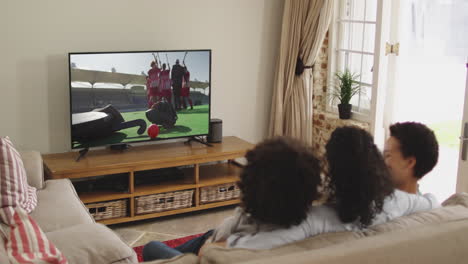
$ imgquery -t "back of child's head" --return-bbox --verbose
[238,137,321,228]
[325,126,394,227]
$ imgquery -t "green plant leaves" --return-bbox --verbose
[330,68,362,105]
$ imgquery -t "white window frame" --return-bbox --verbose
[326,0,379,123]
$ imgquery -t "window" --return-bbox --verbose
[328,0,378,120]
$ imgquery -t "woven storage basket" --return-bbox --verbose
[86,199,128,220]
[200,182,240,204]
[135,189,194,215]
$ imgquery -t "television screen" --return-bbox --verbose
[69,50,211,149]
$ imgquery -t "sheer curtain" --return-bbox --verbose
[269,0,334,144]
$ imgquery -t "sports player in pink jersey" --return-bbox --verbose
[181,65,193,110]
[159,63,172,104]
[147,61,161,108]
[145,75,152,108]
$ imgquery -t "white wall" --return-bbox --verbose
[0,0,284,153]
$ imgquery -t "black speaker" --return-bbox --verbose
[208,118,222,143]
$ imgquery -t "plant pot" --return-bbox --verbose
[338,104,352,119]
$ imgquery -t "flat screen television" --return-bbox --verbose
[68,50,211,149]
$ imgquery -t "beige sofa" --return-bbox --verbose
[0,151,138,264]
[144,194,468,264]
[3,151,468,264]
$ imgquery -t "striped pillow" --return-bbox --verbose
[0,137,37,213]
[0,206,68,264]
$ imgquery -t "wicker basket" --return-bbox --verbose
[86,199,128,220]
[135,189,194,215]
[200,182,240,204]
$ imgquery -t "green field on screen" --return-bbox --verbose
[72,105,209,148]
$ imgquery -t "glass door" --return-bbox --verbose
[456,63,468,193]
[385,0,468,201]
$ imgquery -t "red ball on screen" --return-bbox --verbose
[147,124,159,139]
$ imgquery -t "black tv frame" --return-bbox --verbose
[68,49,212,150]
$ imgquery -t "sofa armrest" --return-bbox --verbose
[19,150,45,190]
[46,223,138,264]
[442,192,468,207]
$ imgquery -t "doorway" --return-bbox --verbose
[385,0,468,201]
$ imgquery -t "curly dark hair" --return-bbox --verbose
[238,137,322,228]
[389,122,439,179]
[325,126,394,227]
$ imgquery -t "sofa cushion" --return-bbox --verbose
[0,238,8,264]
[46,223,137,264]
[201,231,363,264]
[19,150,45,190]
[238,220,468,264]
[0,137,37,213]
[0,206,67,264]
[30,179,94,232]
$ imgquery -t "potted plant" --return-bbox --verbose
[330,69,361,119]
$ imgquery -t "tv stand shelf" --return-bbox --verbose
[42,136,253,225]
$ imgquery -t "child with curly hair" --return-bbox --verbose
[142,137,322,261]
[225,126,439,250]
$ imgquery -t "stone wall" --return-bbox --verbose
[312,34,370,157]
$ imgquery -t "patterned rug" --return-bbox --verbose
[133,233,203,262]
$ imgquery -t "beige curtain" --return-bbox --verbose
[269,0,334,144]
